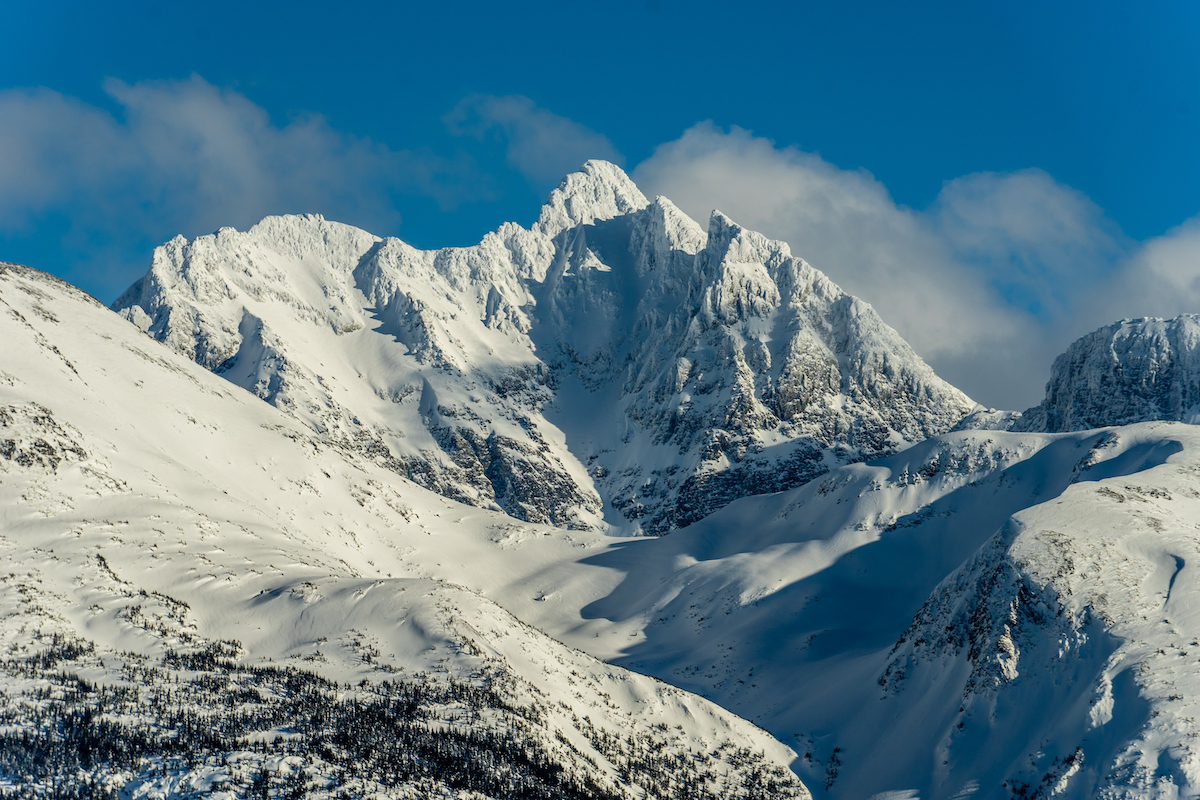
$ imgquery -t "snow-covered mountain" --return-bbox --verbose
[0,260,808,799]
[113,161,973,534]
[1016,315,1200,432]
[9,160,1200,800]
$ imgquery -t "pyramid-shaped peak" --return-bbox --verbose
[534,160,649,238]
[704,209,791,265]
[650,195,704,230]
[644,196,708,251]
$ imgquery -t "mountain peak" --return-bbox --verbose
[534,160,649,237]
[702,209,791,271]
[1016,313,1200,432]
[112,165,974,534]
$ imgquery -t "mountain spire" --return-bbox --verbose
[533,160,649,238]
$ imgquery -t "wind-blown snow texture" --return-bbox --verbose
[1016,315,1200,433]
[114,161,973,533]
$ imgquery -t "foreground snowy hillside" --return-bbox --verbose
[0,261,808,799]
[551,419,1200,798]
[113,161,972,533]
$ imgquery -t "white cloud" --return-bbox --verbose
[931,169,1129,319]
[445,94,622,190]
[1112,218,1200,319]
[0,88,131,227]
[631,122,1157,410]
[0,76,484,296]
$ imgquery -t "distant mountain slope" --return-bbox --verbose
[114,161,973,533]
[0,261,808,799]
[1014,315,1200,433]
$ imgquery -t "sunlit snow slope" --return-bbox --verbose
[0,262,808,799]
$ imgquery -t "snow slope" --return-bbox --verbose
[555,421,1200,798]
[0,261,808,799]
[113,161,973,533]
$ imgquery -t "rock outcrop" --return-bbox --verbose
[1016,315,1200,432]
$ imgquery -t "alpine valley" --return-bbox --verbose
[4,161,1200,799]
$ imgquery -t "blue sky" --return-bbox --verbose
[3,0,1199,408]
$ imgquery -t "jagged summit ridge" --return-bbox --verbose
[116,212,597,527]
[113,161,973,533]
[602,208,973,529]
[534,159,649,237]
[1016,314,1200,433]
[114,214,379,369]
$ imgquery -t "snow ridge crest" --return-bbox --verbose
[534,159,649,238]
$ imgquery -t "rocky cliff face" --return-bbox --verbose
[1016,315,1200,433]
[114,161,973,533]
[557,207,975,532]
